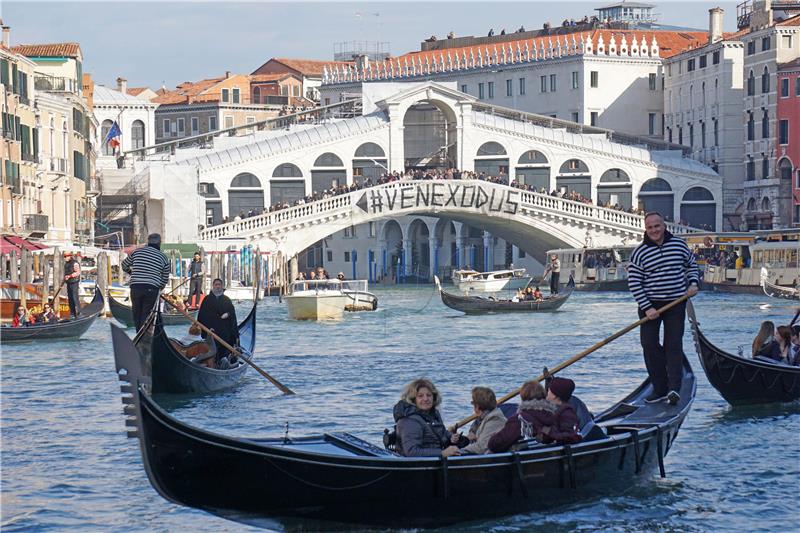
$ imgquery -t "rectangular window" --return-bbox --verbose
[232,87,240,104]
[701,122,707,148]
[369,221,376,238]
[549,74,556,92]
[649,73,657,90]
[648,113,656,135]
[689,123,694,148]
[762,156,769,179]
[344,251,351,262]
[747,157,755,180]
[796,77,800,96]
[781,78,790,97]
[571,71,579,89]
[700,55,707,68]
[221,88,229,103]
[506,79,513,96]
[540,75,547,93]
[519,77,526,95]
[191,117,199,134]
[748,74,755,96]
[488,81,494,98]
[224,115,234,129]
[668,64,672,77]
[162,119,170,136]
[571,111,579,122]
[344,226,353,237]
[687,59,695,72]
[590,71,598,88]
[478,82,485,99]
[762,36,770,51]
[713,50,720,65]
[783,35,793,48]
[780,119,789,145]
[590,111,598,126]
[209,116,217,131]
[714,119,719,146]
[177,118,185,134]
[461,84,467,93]
[747,112,754,140]
[747,40,755,55]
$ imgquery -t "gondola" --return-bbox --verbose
[435,276,575,314]
[140,301,257,394]
[760,267,799,301]
[111,323,695,528]
[109,293,198,328]
[0,288,104,343]
[687,300,800,405]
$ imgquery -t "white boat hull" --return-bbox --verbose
[224,286,256,301]
[285,294,350,320]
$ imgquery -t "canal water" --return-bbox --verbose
[2,287,798,532]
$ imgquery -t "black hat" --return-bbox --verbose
[548,377,575,402]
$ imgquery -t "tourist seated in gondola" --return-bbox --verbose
[532,286,543,300]
[197,278,240,369]
[37,302,57,324]
[752,321,780,361]
[790,325,800,366]
[458,387,506,455]
[11,306,35,327]
[541,377,582,445]
[774,325,793,364]
[393,378,461,457]
[488,380,557,453]
[523,287,535,301]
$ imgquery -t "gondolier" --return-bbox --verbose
[197,278,239,367]
[63,251,81,318]
[629,212,699,405]
[543,254,561,295]
[121,233,170,332]
[188,251,205,310]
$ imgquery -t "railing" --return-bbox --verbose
[34,75,78,93]
[22,152,37,163]
[22,213,48,233]
[50,157,68,173]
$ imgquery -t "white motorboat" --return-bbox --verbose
[451,268,531,293]
[223,280,258,302]
[340,280,378,311]
[285,279,350,320]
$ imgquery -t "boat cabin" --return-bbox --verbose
[546,246,635,286]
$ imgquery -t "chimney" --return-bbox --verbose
[2,25,10,48]
[225,71,232,79]
[116,77,127,94]
[708,7,724,44]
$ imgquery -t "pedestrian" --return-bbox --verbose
[62,250,81,318]
[121,233,171,332]
[628,212,699,405]
[197,278,239,368]
[543,253,561,295]
[188,251,205,310]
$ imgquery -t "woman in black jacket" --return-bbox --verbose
[393,379,461,457]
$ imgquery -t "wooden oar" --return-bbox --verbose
[160,295,295,395]
[789,308,800,328]
[52,278,67,318]
[451,294,691,430]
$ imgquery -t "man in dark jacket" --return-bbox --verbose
[121,233,171,332]
[63,251,81,318]
[540,377,582,445]
[188,251,205,310]
[197,278,239,367]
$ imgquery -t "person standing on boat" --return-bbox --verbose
[188,251,205,310]
[197,278,239,368]
[629,212,699,406]
[63,251,81,318]
[543,254,561,295]
[121,233,171,332]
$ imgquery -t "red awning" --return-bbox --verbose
[0,235,47,255]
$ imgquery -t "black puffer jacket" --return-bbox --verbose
[393,401,452,457]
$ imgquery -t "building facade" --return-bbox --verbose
[778,58,800,224]
[252,57,353,103]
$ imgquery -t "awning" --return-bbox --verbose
[0,235,47,255]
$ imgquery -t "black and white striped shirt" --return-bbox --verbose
[121,245,170,289]
[628,231,699,311]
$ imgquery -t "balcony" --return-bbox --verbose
[18,95,30,106]
[34,75,78,94]
[50,157,68,173]
[22,214,49,237]
[22,152,37,163]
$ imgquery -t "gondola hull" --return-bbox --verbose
[0,288,104,343]
[437,278,575,314]
[112,324,695,528]
[574,278,629,291]
[109,293,197,328]
[687,300,800,404]
[146,301,257,394]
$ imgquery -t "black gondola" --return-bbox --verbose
[0,288,104,343]
[760,268,799,301]
[109,293,198,328]
[111,323,695,528]
[140,301,257,394]
[435,276,575,314]
[687,300,800,405]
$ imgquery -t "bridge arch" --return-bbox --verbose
[353,142,388,184]
[403,101,458,170]
[407,218,432,279]
[312,152,346,193]
[270,163,306,205]
[379,219,404,280]
[598,168,632,209]
[638,177,674,221]
[680,186,717,230]
[228,172,264,217]
[475,141,509,181]
[556,158,592,198]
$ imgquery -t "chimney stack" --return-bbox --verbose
[116,77,127,94]
[225,71,232,79]
[708,7,724,44]
[2,25,10,48]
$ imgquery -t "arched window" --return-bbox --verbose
[517,150,548,165]
[638,178,674,221]
[747,197,756,211]
[556,159,591,198]
[272,163,302,178]
[748,70,755,96]
[762,66,770,94]
[714,78,719,103]
[253,86,261,104]
[681,187,716,229]
[559,159,590,174]
[131,120,145,150]
[101,119,114,156]
[762,196,771,211]
[313,152,344,167]
[762,109,769,139]
[689,84,694,108]
[354,142,385,158]
[779,158,793,180]
[231,172,262,187]
[600,169,630,182]
[701,81,706,106]
[598,169,632,208]
[476,141,507,156]
[640,178,672,192]
[682,187,714,201]
[515,150,549,189]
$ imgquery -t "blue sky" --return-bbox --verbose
[3,1,739,90]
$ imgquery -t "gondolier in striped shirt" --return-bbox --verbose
[121,233,171,332]
[629,212,699,406]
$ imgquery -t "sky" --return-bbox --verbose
[3,1,740,90]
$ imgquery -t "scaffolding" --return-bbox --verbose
[334,41,391,62]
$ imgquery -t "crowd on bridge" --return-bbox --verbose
[212,168,645,228]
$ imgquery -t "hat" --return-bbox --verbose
[63,250,73,256]
[548,377,575,402]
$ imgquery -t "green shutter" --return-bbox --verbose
[0,59,8,85]
[33,128,38,158]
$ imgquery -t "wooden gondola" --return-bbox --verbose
[0,288,104,343]
[109,293,198,328]
[760,267,799,300]
[687,300,800,405]
[140,301,257,394]
[435,276,575,314]
[111,323,695,528]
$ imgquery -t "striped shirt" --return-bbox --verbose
[121,245,170,289]
[628,231,699,311]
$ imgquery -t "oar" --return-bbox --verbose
[450,294,691,430]
[127,280,192,343]
[789,308,800,328]
[159,294,295,395]
[52,278,67,318]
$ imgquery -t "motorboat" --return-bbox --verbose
[451,268,531,293]
[223,280,258,302]
[285,279,350,320]
[340,279,378,311]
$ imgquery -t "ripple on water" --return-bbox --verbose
[2,287,799,531]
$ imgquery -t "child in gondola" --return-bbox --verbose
[11,306,35,327]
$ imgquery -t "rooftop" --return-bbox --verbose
[93,85,156,105]
[11,42,81,58]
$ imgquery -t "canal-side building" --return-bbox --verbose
[778,57,800,224]
[251,57,353,104]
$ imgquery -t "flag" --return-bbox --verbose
[104,121,121,149]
